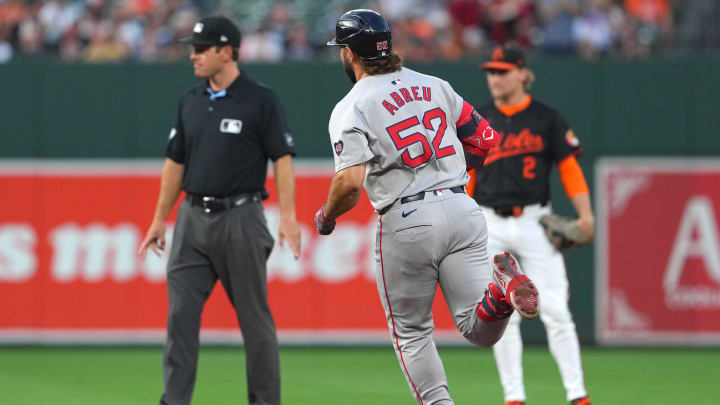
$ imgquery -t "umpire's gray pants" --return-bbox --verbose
[376,190,509,405]
[159,199,279,405]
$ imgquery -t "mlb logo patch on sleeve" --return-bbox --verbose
[220,119,243,134]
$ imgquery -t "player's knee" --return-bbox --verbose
[394,318,434,340]
[540,307,575,331]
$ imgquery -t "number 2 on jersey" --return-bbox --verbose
[523,156,536,179]
[386,108,455,168]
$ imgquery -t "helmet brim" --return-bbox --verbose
[326,37,345,47]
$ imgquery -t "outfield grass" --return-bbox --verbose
[0,346,717,404]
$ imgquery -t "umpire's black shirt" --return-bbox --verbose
[165,70,295,197]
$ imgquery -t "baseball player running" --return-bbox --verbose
[313,10,540,405]
[468,46,594,405]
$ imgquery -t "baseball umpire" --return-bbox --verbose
[468,45,593,405]
[138,15,301,405]
[314,10,540,405]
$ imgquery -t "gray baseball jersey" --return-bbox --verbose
[327,67,509,404]
[328,67,470,211]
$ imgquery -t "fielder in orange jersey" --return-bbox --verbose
[467,46,593,405]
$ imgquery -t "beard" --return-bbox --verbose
[342,56,357,85]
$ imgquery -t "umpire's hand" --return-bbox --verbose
[278,216,302,260]
[138,219,166,260]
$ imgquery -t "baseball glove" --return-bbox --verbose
[539,214,592,250]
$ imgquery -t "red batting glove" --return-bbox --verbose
[314,206,336,235]
[465,122,497,153]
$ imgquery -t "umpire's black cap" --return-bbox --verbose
[327,9,392,60]
[180,16,241,48]
[480,45,526,70]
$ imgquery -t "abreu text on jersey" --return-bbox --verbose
[382,85,432,115]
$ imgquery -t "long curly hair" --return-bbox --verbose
[360,53,404,75]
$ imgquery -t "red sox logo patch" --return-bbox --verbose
[376,40,388,51]
[334,140,344,156]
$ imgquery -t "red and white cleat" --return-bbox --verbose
[492,251,539,319]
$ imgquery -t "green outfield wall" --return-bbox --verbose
[2,59,719,344]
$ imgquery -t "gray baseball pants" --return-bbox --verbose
[159,199,279,405]
[376,190,509,405]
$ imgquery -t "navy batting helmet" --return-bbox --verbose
[327,9,392,60]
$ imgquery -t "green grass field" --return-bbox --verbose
[1,346,717,404]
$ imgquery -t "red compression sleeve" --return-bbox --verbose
[457,101,498,169]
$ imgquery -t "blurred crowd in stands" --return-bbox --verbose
[1,0,719,63]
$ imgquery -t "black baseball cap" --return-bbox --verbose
[480,46,526,70]
[180,16,241,48]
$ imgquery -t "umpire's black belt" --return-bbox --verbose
[188,191,262,214]
[379,186,465,215]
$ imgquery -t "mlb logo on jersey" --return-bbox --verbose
[334,140,344,156]
[284,132,295,147]
[220,118,243,134]
[391,78,402,85]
